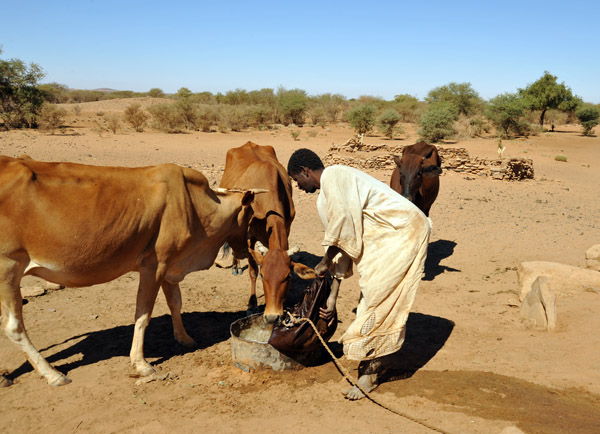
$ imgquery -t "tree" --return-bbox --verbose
[0,49,46,128]
[519,71,580,127]
[377,109,402,139]
[575,104,599,136]
[417,103,457,142]
[147,88,165,98]
[345,104,377,136]
[425,82,482,117]
[485,93,529,137]
[276,87,308,125]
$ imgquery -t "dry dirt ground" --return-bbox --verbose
[1,100,600,434]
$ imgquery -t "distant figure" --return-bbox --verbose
[287,148,430,400]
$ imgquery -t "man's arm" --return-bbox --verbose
[314,245,342,277]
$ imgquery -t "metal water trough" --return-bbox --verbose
[230,313,319,372]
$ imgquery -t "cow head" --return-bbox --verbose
[218,189,258,260]
[249,241,316,324]
[393,145,442,203]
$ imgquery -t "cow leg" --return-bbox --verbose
[0,261,70,386]
[161,281,196,347]
[130,268,161,377]
[246,254,259,314]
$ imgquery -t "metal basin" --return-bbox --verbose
[230,313,318,372]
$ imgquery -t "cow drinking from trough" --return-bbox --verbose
[0,155,261,387]
[390,141,442,217]
[219,142,314,324]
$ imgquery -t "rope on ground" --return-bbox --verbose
[286,313,452,434]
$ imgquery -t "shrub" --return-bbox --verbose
[38,103,67,133]
[218,105,250,132]
[196,104,219,132]
[345,104,377,136]
[425,82,483,117]
[291,130,300,141]
[555,155,568,162]
[0,51,46,128]
[147,103,184,133]
[392,94,424,124]
[575,105,599,136]
[454,114,490,139]
[485,93,529,138]
[247,104,273,129]
[147,88,165,98]
[277,88,308,126]
[124,103,148,132]
[105,113,121,134]
[377,109,402,139]
[417,103,458,142]
[174,98,198,130]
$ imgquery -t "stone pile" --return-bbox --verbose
[323,136,535,181]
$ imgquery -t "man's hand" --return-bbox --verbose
[319,296,336,322]
[314,258,330,277]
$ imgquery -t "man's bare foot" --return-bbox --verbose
[343,373,378,400]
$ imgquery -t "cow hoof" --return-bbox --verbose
[49,374,71,387]
[176,335,197,348]
[138,365,157,377]
[0,375,13,387]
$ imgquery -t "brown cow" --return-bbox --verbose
[390,141,442,217]
[0,155,260,386]
[219,142,314,323]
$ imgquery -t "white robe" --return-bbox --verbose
[317,165,430,360]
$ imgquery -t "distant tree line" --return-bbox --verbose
[2,49,599,139]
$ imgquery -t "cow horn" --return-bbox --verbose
[287,246,300,256]
[215,188,269,194]
[249,188,269,194]
[254,241,269,255]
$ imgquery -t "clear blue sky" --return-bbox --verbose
[2,0,599,102]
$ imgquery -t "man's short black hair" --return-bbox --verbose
[287,148,324,175]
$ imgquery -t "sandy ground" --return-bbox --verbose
[1,101,600,434]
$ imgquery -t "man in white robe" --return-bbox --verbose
[287,148,430,400]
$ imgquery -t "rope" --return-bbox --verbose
[285,312,452,434]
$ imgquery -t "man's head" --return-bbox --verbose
[287,148,325,193]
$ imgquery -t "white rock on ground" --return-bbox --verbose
[520,276,557,331]
[517,261,600,301]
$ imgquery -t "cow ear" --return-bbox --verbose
[423,165,443,178]
[291,261,316,280]
[393,155,402,166]
[248,248,265,265]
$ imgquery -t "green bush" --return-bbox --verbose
[392,94,424,124]
[196,104,219,132]
[555,155,568,162]
[38,103,67,133]
[1,51,46,128]
[377,109,402,139]
[485,93,529,138]
[425,82,483,117]
[218,105,250,132]
[575,105,599,136]
[277,88,308,126]
[345,104,377,136]
[147,103,184,133]
[417,103,458,142]
[124,103,148,132]
[147,88,165,98]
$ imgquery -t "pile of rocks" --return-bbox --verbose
[323,137,535,181]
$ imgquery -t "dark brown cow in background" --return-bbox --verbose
[390,141,442,217]
[220,142,314,323]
